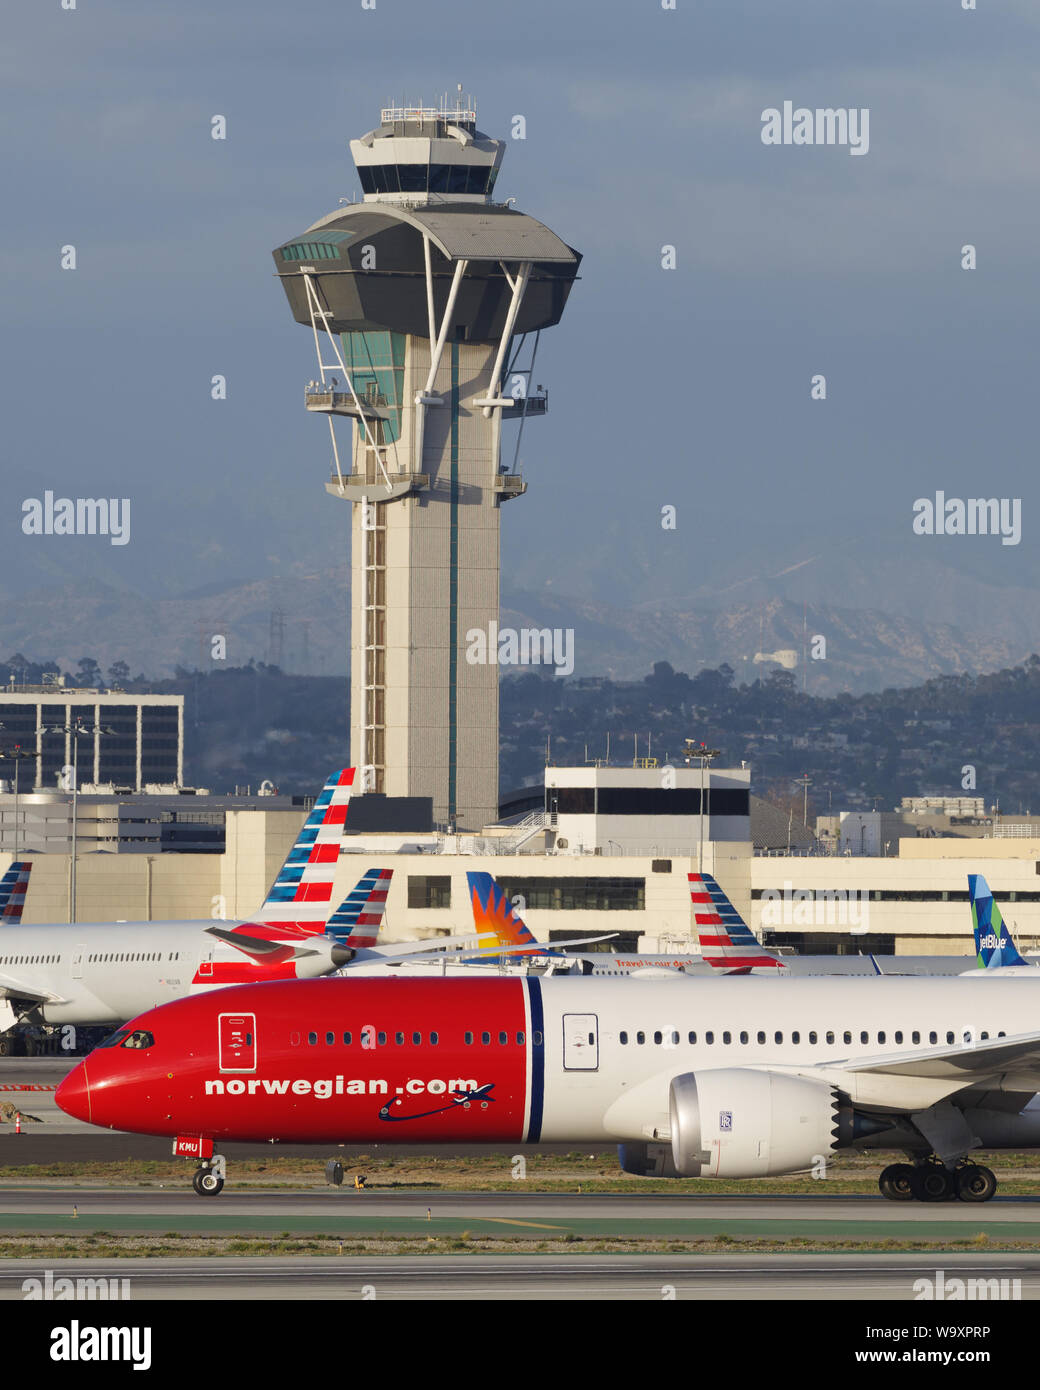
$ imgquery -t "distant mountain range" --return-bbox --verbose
[0,547,1032,695]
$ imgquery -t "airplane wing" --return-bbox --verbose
[793,1028,1040,1116]
[0,972,66,1004]
[437,933,620,962]
[840,1028,1040,1085]
[356,933,512,962]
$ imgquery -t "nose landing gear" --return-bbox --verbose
[878,1157,996,1203]
[191,1153,226,1196]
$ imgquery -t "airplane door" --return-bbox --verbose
[562,1013,599,1071]
[218,1012,257,1073]
[71,947,86,980]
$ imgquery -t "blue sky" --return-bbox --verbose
[3,0,1040,627]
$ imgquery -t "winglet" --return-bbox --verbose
[970,873,1028,969]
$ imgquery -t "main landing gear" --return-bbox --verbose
[878,1158,997,1203]
[191,1154,226,1196]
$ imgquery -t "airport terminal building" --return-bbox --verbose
[3,757,1036,960]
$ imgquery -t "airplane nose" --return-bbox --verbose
[56,1060,92,1125]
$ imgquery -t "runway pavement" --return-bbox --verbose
[3,1055,1040,1306]
[1,1252,1037,1299]
[1,1187,1039,1242]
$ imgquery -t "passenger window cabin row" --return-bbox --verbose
[300,1030,545,1047]
[617,1027,1002,1046]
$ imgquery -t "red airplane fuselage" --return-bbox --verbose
[57,977,538,1145]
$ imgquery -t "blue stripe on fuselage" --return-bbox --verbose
[526,976,544,1143]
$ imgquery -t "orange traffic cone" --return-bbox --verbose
[14,1112,21,1135]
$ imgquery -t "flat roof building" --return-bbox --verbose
[0,688,183,793]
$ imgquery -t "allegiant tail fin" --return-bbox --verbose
[467,872,539,952]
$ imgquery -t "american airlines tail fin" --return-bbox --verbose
[688,872,784,972]
[970,874,1028,969]
[325,868,393,949]
[467,872,539,952]
[253,768,354,930]
[0,861,32,925]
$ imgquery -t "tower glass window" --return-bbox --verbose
[340,330,406,443]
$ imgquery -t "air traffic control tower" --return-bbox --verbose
[273,100,580,830]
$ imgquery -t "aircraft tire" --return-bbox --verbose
[956,1165,997,1203]
[192,1168,224,1196]
[911,1164,954,1202]
[878,1163,915,1200]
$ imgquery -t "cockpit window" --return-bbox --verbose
[120,1030,155,1050]
[97,1028,131,1049]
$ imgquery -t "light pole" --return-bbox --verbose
[0,746,35,857]
[683,740,721,873]
[794,773,812,830]
[46,719,113,923]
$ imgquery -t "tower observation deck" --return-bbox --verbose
[273,99,580,830]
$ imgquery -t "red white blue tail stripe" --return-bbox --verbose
[689,872,783,972]
[255,768,354,929]
[0,861,32,925]
[326,868,393,949]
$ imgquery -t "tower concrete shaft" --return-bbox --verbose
[274,101,580,830]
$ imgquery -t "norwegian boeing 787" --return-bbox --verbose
[57,969,1040,1201]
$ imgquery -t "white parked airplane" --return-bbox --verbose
[0,767,360,1042]
[0,772,483,1044]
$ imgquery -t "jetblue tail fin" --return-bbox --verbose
[0,860,32,925]
[254,768,354,929]
[970,874,1028,968]
[326,868,393,948]
[689,872,784,971]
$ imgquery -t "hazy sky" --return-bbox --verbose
[4,0,1040,618]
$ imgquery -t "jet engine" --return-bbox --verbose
[669,1069,847,1178]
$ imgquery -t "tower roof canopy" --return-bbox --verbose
[301,202,578,265]
[274,200,580,340]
